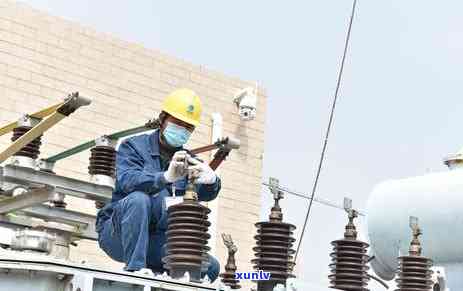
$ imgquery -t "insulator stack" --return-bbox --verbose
[395,218,433,291]
[252,222,296,285]
[252,182,296,291]
[329,204,370,291]
[396,256,433,291]
[88,146,116,177]
[220,233,241,289]
[329,240,369,290]
[163,196,211,282]
[11,126,42,159]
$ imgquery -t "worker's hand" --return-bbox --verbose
[188,157,217,185]
[164,151,188,183]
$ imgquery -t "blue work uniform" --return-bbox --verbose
[96,130,221,281]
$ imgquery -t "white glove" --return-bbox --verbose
[164,151,188,183]
[188,157,217,185]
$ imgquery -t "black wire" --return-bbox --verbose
[367,274,389,289]
[294,0,358,262]
[366,256,389,289]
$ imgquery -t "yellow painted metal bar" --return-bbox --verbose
[0,121,18,138]
[0,102,64,138]
[30,102,64,119]
[0,112,67,163]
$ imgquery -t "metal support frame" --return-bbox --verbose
[0,164,112,241]
[0,255,218,291]
[21,205,95,229]
[0,212,96,240]
[0,186,55,214]
[1,165,112,202]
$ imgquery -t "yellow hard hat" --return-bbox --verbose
[162,88,202,126]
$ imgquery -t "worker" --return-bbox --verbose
[95,89,221,281]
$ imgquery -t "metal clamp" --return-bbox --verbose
[56,92,92,116]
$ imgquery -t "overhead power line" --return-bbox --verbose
[294,0,359,263]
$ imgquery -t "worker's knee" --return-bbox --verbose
[206,255,220,282]
[123,191,152,212]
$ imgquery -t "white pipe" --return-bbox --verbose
[208,113,223,256]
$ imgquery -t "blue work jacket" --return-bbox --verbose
[96,130,221,231]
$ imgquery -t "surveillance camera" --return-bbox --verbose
[233,87,257,121]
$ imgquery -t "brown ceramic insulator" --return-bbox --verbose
[395,256,433,291]
[220,271,241,289]
[11,126,42,159]
[252,221,296,283]
[329,239,370,291]
[220,234,240,289]
[88,146,116,177]
[40,168,55,174]
[163,200,211,281]
[51,200,67,208]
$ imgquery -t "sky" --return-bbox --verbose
[19,0,463,288]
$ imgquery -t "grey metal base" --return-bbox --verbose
[0,251,218,291]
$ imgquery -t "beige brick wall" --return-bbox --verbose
[0,0,266,287]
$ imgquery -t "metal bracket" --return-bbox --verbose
[94,135,117,148]
[343,197,352,213]
[221,233,237,254]
[268,177,284,201]
[409,216,422,256]
[409,216,419,231]
[343,197,358,240]
[17,115,42,128]
[56,92,92,116]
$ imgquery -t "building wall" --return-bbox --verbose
[0,0,266,288]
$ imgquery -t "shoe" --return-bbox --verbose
[132,268,154,277]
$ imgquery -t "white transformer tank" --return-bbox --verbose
[366,152,463,290]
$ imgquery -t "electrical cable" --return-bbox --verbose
[367,274,389,289]
[365,256,389,289]
[294,0,358,263]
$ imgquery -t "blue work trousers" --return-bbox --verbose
[96,191,219,281]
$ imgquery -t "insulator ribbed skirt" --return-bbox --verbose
[329,239,370,291]
[252,221,296,286]
[88,146,116,177]
[163,201,211,281]
[51,199,67,208]
[395,256,433,291]
[220,270,241,289]
[11,126,42,159]
[40,168,55,174]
